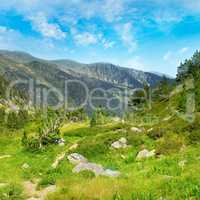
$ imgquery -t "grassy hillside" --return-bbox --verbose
[0,116,199,200]
[0,51,199,200]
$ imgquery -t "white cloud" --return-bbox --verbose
[0,26,9,33]
[163,51,172,61]
[29,12,66,40]
[103,40,115,49]
[119,56,149,71]
[73,32,97,46]
[179,47,189,54]
[154,10,182,24]
[102,0,124,22]
[0,25,71,59]
[116,22,137,52]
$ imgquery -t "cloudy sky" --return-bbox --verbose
[0,0,200,76]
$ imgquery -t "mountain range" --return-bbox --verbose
[0,50,173,113]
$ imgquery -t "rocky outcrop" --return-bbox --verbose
[72,162,120,177]
[131,127,144,133]
[73,162,104,176]
[67,153,88,165]
[136,149,155,160]
[68,153,121,177]
[111,137,128,149]
[22,163,30,169]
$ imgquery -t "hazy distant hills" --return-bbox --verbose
[0,50,173,112]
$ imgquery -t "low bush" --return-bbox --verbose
[0,184,24,200]
[147,128,165,140]
[187,130,200,144]
[79,171,95,179]
[156,133,185,155]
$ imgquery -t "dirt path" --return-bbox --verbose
[23,181,56,200]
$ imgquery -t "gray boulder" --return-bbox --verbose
[131,127,144,133]
[136,149,155,160]
[22,163,30,169]
[111,137,128,149]
[67,153,88,165]
[73,162,120,177]
[73,162,104,176]
[102,169,121,177]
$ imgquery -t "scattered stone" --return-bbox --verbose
[130,127,143,133]
[73,162,120,177]
[52,152,66,169]
[147,128,153,132]
[112,117,121,122]
[68,153,121,178]
[136,149,156,160]
[55,138,65,145]
[73,162,104,176]
[67,153,88,165]
[178,160,187,168]
[162,175,173,180]
[22,163,30,169]
[0,155,11,159]
[102,169,121,177]
[111,137,128,149]
[68,143,78,151]
[163,116,172,121]
[180,145,187,152]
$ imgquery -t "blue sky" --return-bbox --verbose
[1,0,200,76]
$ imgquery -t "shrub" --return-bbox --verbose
[0,184,24,200]
[147,128,165,140]
[156,133,185,155]
[187,130,200,144]
[79,171,95,179]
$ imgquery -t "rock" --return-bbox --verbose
[119,137,127,144]
[56,138,65,144]
[102,169,121,177]
[69,143,78,151]
[136,149,155,160]
[131,127,143,133]
[163,116,172,121]
[147,128,153,132]
[162,175,173,180]
[22,163,30,169]
[73,162,104,176]
[178,160,187,168]
[67,153,88,165]
[111,137,128,149]
[68,153,121,178]
[73,162,121,177]
[112,117,121,122]
[180,144,187,152]
[52,152,66,169]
